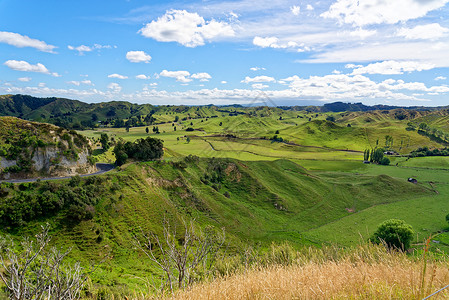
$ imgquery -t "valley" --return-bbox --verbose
[1,95,449,298]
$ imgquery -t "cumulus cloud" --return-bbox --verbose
[67,80,93,86]
[139,10,235,47]
[18,77,32,82]
[0,31,56,53]
[306,4,314,10]
[241,75,276,83]
[253,36,306,51]
[160,70,192,82]
[252,83,269,89]
[221,81,227,84]
[126,51,152,63]
[290,6,300,16]
[250,67,266,71]
[435,76,447,81]
[68,44,113,55]
[107,82,122,93]
[321,0,449,26]
[108,73,128,79]
[349,60,435,75]
[5,72,448,105]
[396,23,449,40]
[136,74,150,80]
[191,72,212,81]
[4,60,60,77]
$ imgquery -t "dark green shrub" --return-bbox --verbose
[370,219,414,251]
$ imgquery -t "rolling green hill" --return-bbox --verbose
[1,156,439,296]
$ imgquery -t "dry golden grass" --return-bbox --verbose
[166,259,449,300]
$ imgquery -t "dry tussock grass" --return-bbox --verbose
[167,259,449,299]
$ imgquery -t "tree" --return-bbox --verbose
[134,219,225,292]
[363,149,370,161]
[146,127,149,134]
[370,219,414,251]
[100,133,109,151]
[385,135,393,149]
[186,137,191,144]
[113,137,163,164]
[0,224,94,299]
[372,148,385,164]
[275,130,280,134]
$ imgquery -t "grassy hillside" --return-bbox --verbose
[1,156,440,296]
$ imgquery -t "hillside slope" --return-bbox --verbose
[0,157,433,295]
[0,116,95,179]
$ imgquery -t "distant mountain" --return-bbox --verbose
[286,101,442,112]
[1,95,447,129]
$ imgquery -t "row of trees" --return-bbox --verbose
[363,148,390,165]
[407,122,449,144]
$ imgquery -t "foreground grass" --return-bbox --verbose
[166,244,449,300]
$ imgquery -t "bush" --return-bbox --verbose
[379,157,390,165]
[370,219,414,251]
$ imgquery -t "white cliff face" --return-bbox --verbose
[1,145,96,179]
[30,146,97,177]
[0,158,17,169]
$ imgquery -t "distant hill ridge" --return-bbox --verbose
[0,94,447,130]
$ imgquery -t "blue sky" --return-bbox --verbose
[1,0,449,106]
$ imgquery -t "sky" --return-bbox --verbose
[1,0,449,107]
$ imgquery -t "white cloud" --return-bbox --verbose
[396,23,449,40]
[126,50,152,63]
[38,83,46,88]
[435,76,447,81]
[290,6,300,16]
[0,31,56,53]
[252,83,269,89]
[108,73,128,79]
[349,60,435,75]
[253,36,306,51]
[139,10,235,47]
[18,77,31,82]
[302,41,449,67]
[4,60,60,77]
[160,70,192,82]
[191,72,212,81]
[136,74,150,80]
[107,83,122,93]
[241,75,276,83]
[221,81,227,84]
[6,73,447,105]
[321,0,449,26]
[67,80,93,86]
[250,67,266,71]
[68,44,112,55]
[306,4,314,11]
